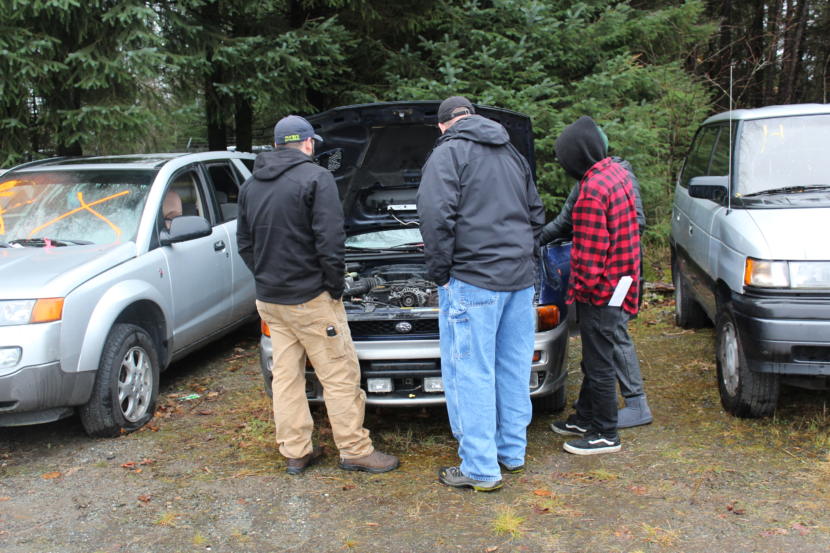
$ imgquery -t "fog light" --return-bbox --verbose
[367,378,393,393]
[423,377,444,392]
[0,347,22,370]
[529,371,540,389]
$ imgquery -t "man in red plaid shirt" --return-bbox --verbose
[550,116,641,455]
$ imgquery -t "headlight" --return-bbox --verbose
[789,262,830,288]
[0,300,36,326]
[0,298,63,326]
[745,259,830,289]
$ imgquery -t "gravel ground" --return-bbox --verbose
[2,299,830,553]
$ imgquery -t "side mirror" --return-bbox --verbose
[688,175,729,203]
[159,215,211,246]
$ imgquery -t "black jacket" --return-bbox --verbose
[539,157,646,245]
[416,115,545,290]
[237,148,345,304]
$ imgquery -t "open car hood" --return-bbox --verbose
[307,101,535,235]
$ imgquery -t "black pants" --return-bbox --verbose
[574,302,629,436]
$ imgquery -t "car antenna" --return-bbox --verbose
[727,63,733,215]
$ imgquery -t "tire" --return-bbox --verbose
[715,304,779,418]
[80,323,160,437]
[673,260,708,329]
[532,383,566,416]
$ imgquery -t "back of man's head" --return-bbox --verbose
[437,96,475,124]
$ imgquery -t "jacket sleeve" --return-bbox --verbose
[526,168,546,249]
[617,158,646,232]
[310,171,346,298]
[235,182,255,274]
[539,184,577,245]
[416,147,459,286]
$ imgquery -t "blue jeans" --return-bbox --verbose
[438,278,535,481]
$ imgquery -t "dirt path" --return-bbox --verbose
[2,299,830,553]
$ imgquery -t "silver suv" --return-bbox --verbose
[0,152,257,435]
[671,104,830,417]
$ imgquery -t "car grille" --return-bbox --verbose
[348,319,438,338]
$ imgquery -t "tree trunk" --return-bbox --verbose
[205,66,227,152]
[234,96,253,153]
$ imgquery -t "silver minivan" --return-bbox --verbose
[671,104,830,417]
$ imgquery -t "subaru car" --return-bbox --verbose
[0,152,258,435]
[259,101,571,414]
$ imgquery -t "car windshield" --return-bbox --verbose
[736,114,830,196]
[0,169,155,246]
[346,228,423,250]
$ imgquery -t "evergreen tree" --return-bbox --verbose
[0,0,165,165]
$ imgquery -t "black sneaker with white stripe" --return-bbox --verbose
[550,415,589,436]
[563,433,621,455]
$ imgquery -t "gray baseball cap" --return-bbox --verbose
[274,115,323,145]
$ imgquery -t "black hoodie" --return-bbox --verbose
[554,115,607,181]
[417,115,545,290]
[237,148,345,304]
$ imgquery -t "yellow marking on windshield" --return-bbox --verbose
[76,191,123,239]
[0,180,24,235]
[760,124,785,154]
[27,189,130,238]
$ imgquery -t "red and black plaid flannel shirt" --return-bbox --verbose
[567,157,641,315]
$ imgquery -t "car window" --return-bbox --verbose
[0,169,154,245]
[202,161,240,222]
[162,168,208,228]
[709,126,732,176]
[680,126,719,187]
[241,158,254,173]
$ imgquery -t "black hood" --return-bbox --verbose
[251,149,313,181]
[554,115,607,181]
[437,114,511,147]
[305,101,535,234]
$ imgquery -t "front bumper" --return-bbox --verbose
[733,292,830,375]
[259,321,569,407]
[0,321,93,425]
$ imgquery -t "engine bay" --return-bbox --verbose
[343,263,438,311]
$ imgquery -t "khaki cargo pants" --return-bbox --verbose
[256,292,373,460]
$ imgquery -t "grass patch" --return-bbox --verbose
[491,506,525,539]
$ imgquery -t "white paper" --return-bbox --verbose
[608,275,634,307]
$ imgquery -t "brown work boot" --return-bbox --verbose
[338,450,399,474]
[285,446,323,475]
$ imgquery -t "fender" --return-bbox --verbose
[75,280,171,374]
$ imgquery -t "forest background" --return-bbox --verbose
[2,0,829,245]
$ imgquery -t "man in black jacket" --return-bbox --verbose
[237,115,398,476]
[417,96,545,491]
[541,145,653,430]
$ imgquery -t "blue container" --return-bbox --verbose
[538,242,571,313]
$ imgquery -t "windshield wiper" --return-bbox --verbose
[7,237,92,247]
[388,242,424,251]
[743,184,830,197]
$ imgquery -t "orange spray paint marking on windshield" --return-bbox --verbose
[0,180,23,235]
[75,191,123,239]
[27,189,130,238]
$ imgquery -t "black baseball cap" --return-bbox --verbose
[274,115,323,145]
[437,96,475,123]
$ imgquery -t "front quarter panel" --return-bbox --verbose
[69,257,171,375]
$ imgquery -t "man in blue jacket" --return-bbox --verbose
[417,96,545,491]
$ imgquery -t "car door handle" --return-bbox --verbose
[214,240,226,251]
[688,226,693,236]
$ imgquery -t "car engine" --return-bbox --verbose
[343,264,438,309]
